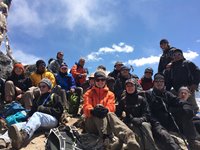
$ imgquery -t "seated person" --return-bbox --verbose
[56,63,82,115]
[116,78,158,150]
[83,71,140,150]
[178,86,200,134]
[4,63,32,103]
[8,78,63,149]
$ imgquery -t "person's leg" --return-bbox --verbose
[106,112,140,150]
[4,80,15,102]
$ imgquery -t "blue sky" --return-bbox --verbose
[1,0,200,78]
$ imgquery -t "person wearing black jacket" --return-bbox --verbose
[146,73,200,150]
[8,78,63,149]
[116,78,158,150]
[165,48,200,112]
[158,39,175,73]
[4,63,32,103]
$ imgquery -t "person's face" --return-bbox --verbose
[57,53,64,59]
[39,83,50,94]
[89,78,95,86]
[38,64,46,72]
[160,43,168,51]
[14,67,23,75]
[95,78,106,88]
[60,67,68,73]
[178,89,190,101]
[172,52,183,62]
[121,69,129,77]
[153,79,165,90]
[115,64,123,71]
[126,83,136,94]
[79,59,85,67]
[144,71,152,78]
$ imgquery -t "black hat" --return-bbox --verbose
[160,39,169,45]
[145,67,153,74]
[114,61,123,67]
[94,71,106,79]
[36,60,46,68]
[173,48,183,54]
[125,78,136,85]
[60,63,68,69]
[154,73,165,80]
[121,66,130,71]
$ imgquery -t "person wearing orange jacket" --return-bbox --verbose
[83,70,140,150]
[70,58,88,87]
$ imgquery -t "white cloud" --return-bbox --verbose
[125,50,199,67]
[8,0,116,36]
[196,39,200,43]
[184,50,199,60]
[126,55,160,67]
[85,43,134,62]
[13,50,41,65]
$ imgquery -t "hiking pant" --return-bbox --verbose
[85,112,140,148]
[152,124,181,150]
[21,86,40,110]
[128,122,158,150]
[15,112,58,138]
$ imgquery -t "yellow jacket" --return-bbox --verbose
[30,70,56,87]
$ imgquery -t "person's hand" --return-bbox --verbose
[70,88,75,93]
[131,117,143,126]
[37,105,46,112]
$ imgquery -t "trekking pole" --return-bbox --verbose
[158,96,190,150]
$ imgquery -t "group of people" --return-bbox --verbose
[0,39,199,150]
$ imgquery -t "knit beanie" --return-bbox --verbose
[94,71,106,79]
[14,63,24,71]
[154,73,165,81]
[39,78,52,89]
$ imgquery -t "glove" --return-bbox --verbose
[91,105,108,118]
[131,117,143,126]
[37,105,46,112]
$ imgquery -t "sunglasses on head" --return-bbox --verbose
[96,78,106,82]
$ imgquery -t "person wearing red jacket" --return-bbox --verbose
[83,71,140,150]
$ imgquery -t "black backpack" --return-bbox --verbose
[45,125,82,150]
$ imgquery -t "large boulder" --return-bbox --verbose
[0,50,13,79]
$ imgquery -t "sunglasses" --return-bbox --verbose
[145,72,152,74]
[173,53,182,57]
[96,78,106,82]
[154,80,164,83]
[39,85,47,89]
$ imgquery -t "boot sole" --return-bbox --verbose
[8,125,22,149]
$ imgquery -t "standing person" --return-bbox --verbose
[138,67,154,91]
[146,73,200,150]
[165,48,200,112]
[4,63,32,103]
[48,51,64,75]
[70,58,88,87]
[8,78,63,149]
[83,71,140,150]
[116,79,158,150]
[158,39,175,73]
[108,61,124,80]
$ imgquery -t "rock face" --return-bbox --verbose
[0,51,13,79]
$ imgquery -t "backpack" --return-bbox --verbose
[0,101,25,118]
[45,125,82,150]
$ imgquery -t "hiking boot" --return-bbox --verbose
[188,139,200,150]
[0,139,6,149]
[8,125,29,149]
[118,131,140,150]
